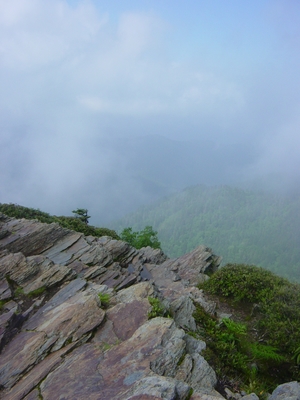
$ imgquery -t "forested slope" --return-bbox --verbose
[113,185,300,281]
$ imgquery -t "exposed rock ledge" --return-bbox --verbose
[0,213,297,400]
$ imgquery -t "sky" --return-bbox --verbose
[0,0,300,224]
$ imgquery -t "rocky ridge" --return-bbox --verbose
[0,212,298,400]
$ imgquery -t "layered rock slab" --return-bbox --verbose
[0,251,75,295]
[23,278,105,352]
[0,215,231,399]
[39,318,193,400]
[0,279,105,392]
[0,330,50,389]
[0,216,69,256]
[2,342,76,400]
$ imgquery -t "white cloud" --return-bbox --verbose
[116,12,162,57]
[0,0,103,69]
[78,95,169,115]
[1,0,299,219]
[0,0,244,124]
[0,0,38,27]
[257,109,300,175]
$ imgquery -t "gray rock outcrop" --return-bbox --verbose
[268,381,300,400]
[0,212,298,399]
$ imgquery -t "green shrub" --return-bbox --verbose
[222,318,247,337]
[201,263,300,355]
[293,346,300,364]
[147,296,169,319]
[194,305,249,374]
[98,292,110,308]
[198,263,300,396]
[192,303,285,398]
[120,226,161,249]
[0,203,53,223]
[200,263,286,303]
[248,343,285,363]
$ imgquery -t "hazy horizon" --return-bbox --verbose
[1,0,300,224]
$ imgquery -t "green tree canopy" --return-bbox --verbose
[120,226,161,249]
[72,208,90,225]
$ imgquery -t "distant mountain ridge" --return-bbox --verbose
[112,184,300,281]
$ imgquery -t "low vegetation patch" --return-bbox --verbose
[120,226,161,249]
[0,203,120,239]
[0,300,7,311]
[27,286,46,298]
[14,287,24,297]
[98,292,110,309]
[147,296,170,319]
[196,263,300,398]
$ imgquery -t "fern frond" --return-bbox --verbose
[249,343,285,362]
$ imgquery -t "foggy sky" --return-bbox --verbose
[1,0,300,225]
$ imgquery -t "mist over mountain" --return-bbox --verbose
[1,1,300,226]
[112,184,300,281]
[116,134,259,187]
[88,133,300,225]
